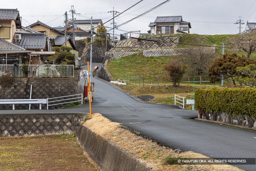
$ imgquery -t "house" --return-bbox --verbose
[29,21,65,39]
[53,26,90,40]
[29,21,78,61]
[149,16,191,35]
[72,19,103,33]
[0,38,30,64]
[0,9,22,42]
[66,26,90,40]
[245,21,256,32]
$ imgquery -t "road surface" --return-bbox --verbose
[85,75,256,171]
[1,65,256,170]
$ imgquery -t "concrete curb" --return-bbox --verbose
[76,124,152,171]
[195,118,256,132]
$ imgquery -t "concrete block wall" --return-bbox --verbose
[0,113,86,137]
[0,78,82,110]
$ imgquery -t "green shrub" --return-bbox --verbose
[195,88,256,118]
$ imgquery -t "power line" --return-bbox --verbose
[46,15,64,24]
[110,0,171,31]
[104,0,143,25]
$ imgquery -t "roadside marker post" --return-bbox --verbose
[88,61,92,118]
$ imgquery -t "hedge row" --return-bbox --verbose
[195,88,256,118]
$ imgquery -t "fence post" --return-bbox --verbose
[81,93,84,104]
[47,98,49,110]
[183,97,185,109]
[158,76,159,87]
[174,94,176,105]
[143,74,144,87]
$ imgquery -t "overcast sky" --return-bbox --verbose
[3,0,256,35]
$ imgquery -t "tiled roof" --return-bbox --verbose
[149,22,156,27]
[54,35,76,50]
[247,22,256,30]
[0,9,19,20]
[29,21,64,35]
[54,35,70,46]
[73,19,102,24]
[14,33,47,50]
[180,21,191,28]
[53,26,65,32]
[0,38,25,51]
[155,16,183,23]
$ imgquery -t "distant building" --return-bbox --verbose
[245,21,256,32]
[149,16,191,35]
[72,19,103,33]
[0,9,22,42]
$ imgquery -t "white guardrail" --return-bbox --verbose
[0,93,83,110]
[0,99,47,110]
[47,93,83,110]
[174,94,185,109]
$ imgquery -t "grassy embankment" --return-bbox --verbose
[107,53,219,108]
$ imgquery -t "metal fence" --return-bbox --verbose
[47,93,83,110]
[0,64,74,78]
[121,74,213,86]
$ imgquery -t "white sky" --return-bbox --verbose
[2,0,256,35]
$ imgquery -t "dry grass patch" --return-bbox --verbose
[84,114,242,171]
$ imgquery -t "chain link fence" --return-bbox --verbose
[0,64,74,78]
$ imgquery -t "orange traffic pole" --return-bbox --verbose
[87,61,92,118]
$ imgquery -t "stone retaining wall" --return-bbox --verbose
[0,78,82,110]
[0,113,86,137]
[105,52,137,60]
[198,112,256,129]
[97,60,113,81]
[76,124,151,171]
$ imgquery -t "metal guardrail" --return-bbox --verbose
[0,93,83,110]
[47,93,83,110]
[0,64,74,78]
[0,99,47,110]
[174,94,185,109]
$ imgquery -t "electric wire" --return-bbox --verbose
[103,0,144,25]
[109,0,171,31]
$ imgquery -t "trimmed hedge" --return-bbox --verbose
[195,88,256,118]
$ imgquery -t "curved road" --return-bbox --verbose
[85,76,256,171]
[1,66,256,170]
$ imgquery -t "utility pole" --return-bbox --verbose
[221,42,225,87]
[108,7,119,44]
[70,5,76,42]
[64,11,68,46]
[235,16,245,34]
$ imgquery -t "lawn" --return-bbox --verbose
[0,135,98,170]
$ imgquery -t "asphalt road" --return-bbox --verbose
[84,75,256,171]
[1,65,256,170]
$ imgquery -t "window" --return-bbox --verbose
[0,27,10,39]
[180,27,188,31]
[161,26,170,34]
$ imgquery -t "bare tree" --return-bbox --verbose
[180,47,216,79]
[234,33,256,58]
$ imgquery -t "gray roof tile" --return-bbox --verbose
[0,38,25,51]
[0,9,19,20]
[155,16,183,23]
[73,19,102,24]
[149,22,156,27]
[54,35,70,46]
[14,33,47,50]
